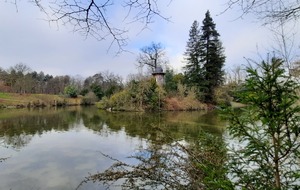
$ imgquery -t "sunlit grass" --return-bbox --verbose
[0,92,11,99]
[0,93,83,107]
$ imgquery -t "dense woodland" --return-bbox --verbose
[0,64,123,99]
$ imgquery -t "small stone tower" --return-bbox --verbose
[152,66,165,86]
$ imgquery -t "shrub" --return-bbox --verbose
[81,92,98,105]
[64,85,78,98]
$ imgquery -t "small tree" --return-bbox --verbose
[64,85,78,98]
[164,69,183,95]
[226,57,300,189]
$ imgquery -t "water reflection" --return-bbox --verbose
[0,107,80,150]
[0,106,226,189]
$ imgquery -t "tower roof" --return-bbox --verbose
[152,66,165,75]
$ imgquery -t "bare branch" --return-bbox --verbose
[225,0,300,24]
[76,126,228,190]
[137,42,168,72]
[23,0,170,53]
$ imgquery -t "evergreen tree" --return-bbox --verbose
[183,20,203,99]
[200,10,226,103]
[226,57,300,189]
[183,11,225,103]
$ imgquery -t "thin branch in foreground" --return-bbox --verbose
[76,126,229,190]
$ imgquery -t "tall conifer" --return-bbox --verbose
[183,11,225,103]
[200,11,226,103]
[183,20,203,98]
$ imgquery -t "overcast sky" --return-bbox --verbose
[1,1,299,80]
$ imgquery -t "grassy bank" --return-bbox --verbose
[0,92,83,108]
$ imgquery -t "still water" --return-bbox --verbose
[0,106,225,190]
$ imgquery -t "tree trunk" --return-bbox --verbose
[273,135,281,189]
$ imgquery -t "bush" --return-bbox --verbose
[64,85,78,98]
[81,92,98,105]
[213,86,232,108]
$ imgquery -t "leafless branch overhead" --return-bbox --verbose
[226,0,300,24]
[27,0,170,53]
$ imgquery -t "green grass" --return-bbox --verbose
[0,93,83,107]
[0,92,10,99]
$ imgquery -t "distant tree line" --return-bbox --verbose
[0,63,123,100]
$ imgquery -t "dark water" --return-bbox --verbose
[0,106,225,190]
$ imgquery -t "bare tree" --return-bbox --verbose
[226,0,300,24]
[225,64,246,85]
[13,0,170,52]
[11,63,32,75]
[226,0,300,73]
[268,20,299,71]
[137,42,168,73]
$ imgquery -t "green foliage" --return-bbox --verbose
[191,132,233,189]
[86,72,123,100]
[64,85,78,98]
[96,96,110,110]
[200,11,226,103]
[183,20,203,90]
[183,11,225,103]
[109,90,129,110]
[213,85,232,108]
[164,69,178,94]
[79,89,89,96]
[164,69,184,95]
[143,78,162,111]
[90,84,103,100]
[225,57,300,189]
[0,93,10,99]
[98,78,165,111]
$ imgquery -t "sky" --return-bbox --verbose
[1,0,299,80]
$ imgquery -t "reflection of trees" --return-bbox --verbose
[84,110,225,142]
[0,107,226,151]
[0,108,81,149]
[77,128,229,189]
[0,157,9,163]
[81,107,106,132]
[1,134,32,150]
[77,110,229,189]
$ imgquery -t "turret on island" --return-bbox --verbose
[152,66,165,86]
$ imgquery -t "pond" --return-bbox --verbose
[0,106,226,190]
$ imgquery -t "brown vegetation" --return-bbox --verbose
[0,93,83,108]
[163,97,207,111]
